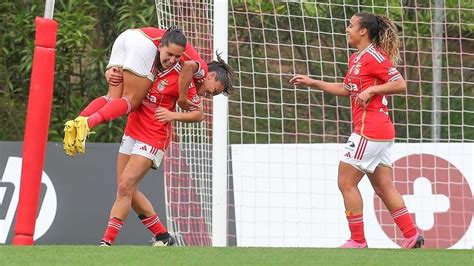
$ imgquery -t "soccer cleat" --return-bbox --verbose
[401,232,424,249]
[74,116,90,154]
[152,233,176,247]
[340,239,368,248]
[99,240,112,246]
[63,120,76,156]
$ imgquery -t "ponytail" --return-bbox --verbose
[375,15,401,65]
[208,51,235,96]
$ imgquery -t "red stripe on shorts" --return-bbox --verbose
[354,138,368,160]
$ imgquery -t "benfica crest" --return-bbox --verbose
[349,63,362,76]
[157,79,169,91]
[353,63,362,75]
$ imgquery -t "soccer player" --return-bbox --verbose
[63,26,207,156]
[290,12,424,249]
[99,54,234,246]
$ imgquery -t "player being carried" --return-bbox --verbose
[63,25,207,156]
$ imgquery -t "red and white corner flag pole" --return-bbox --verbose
[12,0,58,246]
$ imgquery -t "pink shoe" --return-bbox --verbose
[340,239,368,248]
[401,231,424,249]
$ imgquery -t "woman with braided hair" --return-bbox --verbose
[99,52,234,246]
[290,12,424,249]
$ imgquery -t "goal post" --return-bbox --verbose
[212,0,229,247]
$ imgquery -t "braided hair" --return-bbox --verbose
[355,12,401,65]
[208,52,235,96]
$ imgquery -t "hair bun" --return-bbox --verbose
[166,25,182,33]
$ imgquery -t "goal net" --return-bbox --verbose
[227,0,473,249]
[156,0,215,246]
[157,0,474,248]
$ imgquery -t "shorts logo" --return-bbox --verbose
[348,141,355,148]
[344,152,351,158]
[345,140,356,152]
[140,145,148,151]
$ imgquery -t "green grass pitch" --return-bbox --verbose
[0,246,472,265]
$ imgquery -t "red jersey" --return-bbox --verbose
[124,64,202,150]
[343,43,402,140]
[139,27,207,83]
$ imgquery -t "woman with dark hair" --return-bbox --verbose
[99,53,234,246]
[63,26,207,156]
[290,12,423,249]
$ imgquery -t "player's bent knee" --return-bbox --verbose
[338,178,355,193]
[117,179,136,198]
[373,183,396,198]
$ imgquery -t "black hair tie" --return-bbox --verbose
[166,25,182,33]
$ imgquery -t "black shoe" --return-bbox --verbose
[412,234,425,249]
[99,240,112,246]
[152,233,176,246]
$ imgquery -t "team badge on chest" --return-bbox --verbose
[349,63,362,76]
[158,79,169,91]
[353,63,362,75]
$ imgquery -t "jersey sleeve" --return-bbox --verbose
[182,44,208,84]
[187,81,202,111]
[370,58,402,83]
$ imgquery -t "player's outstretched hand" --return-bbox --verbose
[289,74,313,86]
[105,67,123,86]
[177,97,200,111]
[155,107,177,122]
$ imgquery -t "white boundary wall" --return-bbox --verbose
[232,143,473,249]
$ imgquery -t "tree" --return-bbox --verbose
[0,0,156,142]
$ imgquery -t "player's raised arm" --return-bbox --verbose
[290,74,349,97]
[177,60,202,110]
[177,41,208,110]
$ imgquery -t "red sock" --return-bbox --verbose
[391,207,417,238]
[140,214,167,236]
[88,97,131,128]
[346,213,366,243]
[102,217,123,245]
[79,96,110,117]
